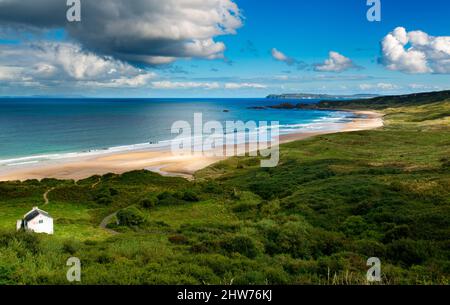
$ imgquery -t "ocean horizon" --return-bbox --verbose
[0,98,354,167]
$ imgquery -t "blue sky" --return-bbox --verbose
[0,0,449,97]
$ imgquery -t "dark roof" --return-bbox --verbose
[24,210,40,222]
[23,209,52,222]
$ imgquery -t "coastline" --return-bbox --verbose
[0,110,384,182]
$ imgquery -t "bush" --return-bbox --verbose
[157,191,184,206]
[181,190,200,202]
[383,225,412,243]
[140,196,158,209]
[387,239,431,267]
[261,221,311,259]
[62,240,79,255]
[117,206,146,227]
[0,265,15,285]
[352,239,386,258]
[341,216,368,237]
[222,236,259,258]
[94,189,113,205]
[200,181,223,194]
[0,232,41,255]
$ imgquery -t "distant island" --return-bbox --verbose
[266,93,379,100]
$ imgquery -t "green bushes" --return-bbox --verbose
[340,216,368,237]
[117,206,146,227]
[387,239,433,267]
[62,240,80,255]
[93,187,120,205]
[156,190,201,206]
[0,231,41,255]
[140,196,158,209]
[221,236,259,258]
[180,190,200,202]
[259,221,312,259]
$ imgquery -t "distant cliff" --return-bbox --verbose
[258,90,450,110]
[266,93,379,100]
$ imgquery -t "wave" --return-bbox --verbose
[0,111,353,167]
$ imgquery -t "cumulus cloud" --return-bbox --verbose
[0,0,243,65]
[0,41,156,88]
[381,27,450,74]
[314,51,360,72]
[271,48,306,70]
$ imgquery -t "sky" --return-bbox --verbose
[0,0,449,97]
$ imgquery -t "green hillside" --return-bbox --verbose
[0,91,449,285]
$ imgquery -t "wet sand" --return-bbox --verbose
[0,110,384,181]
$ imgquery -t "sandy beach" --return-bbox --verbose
[0,110,384,182]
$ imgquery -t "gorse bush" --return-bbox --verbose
[117,206,146,227]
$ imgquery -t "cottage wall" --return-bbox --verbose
[26,214,54,235]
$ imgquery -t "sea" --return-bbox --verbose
[0,98,354,167]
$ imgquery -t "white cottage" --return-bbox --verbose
[16,207,54,235]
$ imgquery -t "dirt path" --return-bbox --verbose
[99,212,119,234]
[43,187,55,205]
[91,177,101,189]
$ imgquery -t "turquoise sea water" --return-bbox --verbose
[0,98,354,165]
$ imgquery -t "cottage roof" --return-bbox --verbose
[23,207,53,222]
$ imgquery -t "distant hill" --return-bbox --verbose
[266,93,379,100]
[260,90,450,110]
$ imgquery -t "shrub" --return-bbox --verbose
[310,229,345,258]
[62,240,79,255]
[341,216,368,237]
[317,254,348,275]
[200,181,223,194]
[0,232,41,255]
[117,206,146,227]
[157,191,184,206]
[0,265,15,285]
[352,239,386,258]
[109,188,119,196]
[261,221,312,259]
[383,225,412,243]
[222,236,259,258]
[140,196,158,209]
[94,189,113,205]
[181,190,200,202]
[387,239,431,267]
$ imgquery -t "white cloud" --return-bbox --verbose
[271,48,306,69]
[0,0,243,65]
[359,83,399,91]
[151,81,220,90]
[408,83,441,90]
[271,48,289,62]
[224,82,266,89]
[0,42,156,88]
[314,51,359,72]
[381,27,450,74]
[0,66,23,81]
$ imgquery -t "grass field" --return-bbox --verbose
[0,91,449,285]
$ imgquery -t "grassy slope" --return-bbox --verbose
[0,92,449,285]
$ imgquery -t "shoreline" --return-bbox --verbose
[0,110,384,182]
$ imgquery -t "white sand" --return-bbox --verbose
[0,111,384,182]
